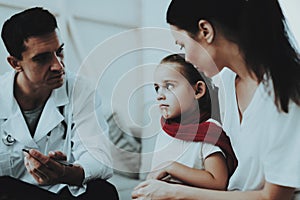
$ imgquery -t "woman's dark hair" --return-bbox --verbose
[1,7,58,60]
[167,0,300,113]
[160,53,220,122]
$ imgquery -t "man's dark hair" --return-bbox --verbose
[1,7,58,59]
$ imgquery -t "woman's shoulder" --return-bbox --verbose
[212,67,236,87]
[278,102,300,122]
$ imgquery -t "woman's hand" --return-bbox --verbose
[132,179,176,200]
[132,179,296,200]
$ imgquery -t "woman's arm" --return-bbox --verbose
[132,180,295,200]
[148,152,228,190]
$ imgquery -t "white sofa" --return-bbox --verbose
[105,111,159,200]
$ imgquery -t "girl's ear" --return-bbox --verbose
[194,81,206,100]
[197,19,214,44]
[7,56,23,72]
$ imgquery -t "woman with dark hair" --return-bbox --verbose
[132,0,300,199]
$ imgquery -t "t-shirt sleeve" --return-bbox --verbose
[201,143,225,160]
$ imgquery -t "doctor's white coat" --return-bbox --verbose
[0,70,112,196]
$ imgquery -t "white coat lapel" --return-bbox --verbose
[34,80,69,142]
[0,71,37,148]
[2,110,38,148]
[34,98,64,142]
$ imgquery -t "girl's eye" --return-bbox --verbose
[166,83,174,90]
[154,84,159,93]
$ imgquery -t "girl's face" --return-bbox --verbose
[154,63,199,120]
[170,25,219,78]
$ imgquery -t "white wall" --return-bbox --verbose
[0,0,143,123]
[279,0,300,50]
[0,0,142,73]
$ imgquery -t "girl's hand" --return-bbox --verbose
[147,167,169,181]
[147,161,179,181]
[132,179,176,200]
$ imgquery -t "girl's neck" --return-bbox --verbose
[169,109,210,125]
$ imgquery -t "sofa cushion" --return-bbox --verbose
[107,113,142,179]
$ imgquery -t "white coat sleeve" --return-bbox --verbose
[70,77,113,184]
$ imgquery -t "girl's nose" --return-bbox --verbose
[156,89,166,101]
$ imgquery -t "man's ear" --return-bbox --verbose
[194,81,206,100]
[197,20,214,44]
[7,56,22,72]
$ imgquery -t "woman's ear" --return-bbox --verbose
[197,20,214,44]
[194,81,206,99]
[7,56,23,72]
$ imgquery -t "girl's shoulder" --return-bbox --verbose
[206,118,222,128]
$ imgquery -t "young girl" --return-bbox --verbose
[133,0,300,199]
[147,54,237,190]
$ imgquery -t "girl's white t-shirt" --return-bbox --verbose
[216,68,300,194]
[151,119,224,181]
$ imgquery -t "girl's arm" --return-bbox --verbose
[148,152,228,190]
[132,180,295,200]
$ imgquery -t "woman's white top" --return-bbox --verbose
[216,68,300,196]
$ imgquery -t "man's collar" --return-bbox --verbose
[0,70,69,119]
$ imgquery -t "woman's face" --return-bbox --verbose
[170,25,219,78]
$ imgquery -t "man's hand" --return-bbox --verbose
[23,149,67,185]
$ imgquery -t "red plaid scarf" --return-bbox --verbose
[161,112,238,177]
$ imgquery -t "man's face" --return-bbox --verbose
[17,30,65,90]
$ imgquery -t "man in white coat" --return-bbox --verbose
[0,7,118,199]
